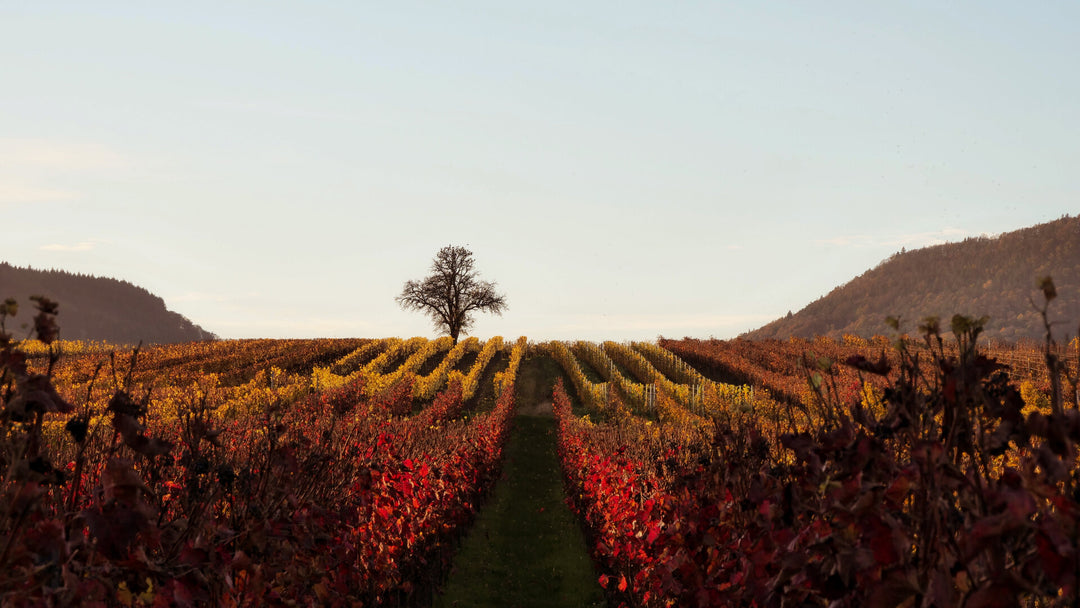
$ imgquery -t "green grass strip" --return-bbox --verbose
[434,356,605,608]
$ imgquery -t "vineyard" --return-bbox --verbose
[4,296,1080,606]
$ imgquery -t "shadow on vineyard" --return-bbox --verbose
[6,280,1080,606]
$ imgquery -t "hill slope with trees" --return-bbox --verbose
[745,215,1080,342]
[0,262,215,344]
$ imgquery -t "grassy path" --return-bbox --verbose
[434,355,605,608]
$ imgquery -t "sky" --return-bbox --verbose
[1,2,1077,341]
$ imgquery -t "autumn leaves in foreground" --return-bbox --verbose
[4,293,1080,606]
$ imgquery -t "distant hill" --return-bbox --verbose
[745,216,1080,343]
[0,263,216,344]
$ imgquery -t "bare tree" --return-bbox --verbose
[396,246,507,344]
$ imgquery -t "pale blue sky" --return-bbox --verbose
[1,2,1076,340]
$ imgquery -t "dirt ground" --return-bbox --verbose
[520,399,553,417]
[514,355,560,417]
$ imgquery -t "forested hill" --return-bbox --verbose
[745,215,1080,343]
[0,263,216,344]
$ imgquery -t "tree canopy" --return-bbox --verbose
[0,262,215,343]
[744,215,1080,342]
[395,246,507,343]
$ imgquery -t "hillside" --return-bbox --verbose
[0,263,216,344]
[745,215,1080,342]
